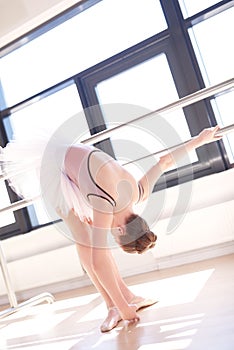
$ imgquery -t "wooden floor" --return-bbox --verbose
[0,254,234,350]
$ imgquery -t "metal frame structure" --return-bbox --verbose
[0,78,233,319]
[0,203,53,319]
[0,240,54,318]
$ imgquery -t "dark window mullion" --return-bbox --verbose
[160,0,228,174]
[160,0,206,93]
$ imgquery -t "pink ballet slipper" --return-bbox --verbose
[130,297,158,311]
[100,307,122,333]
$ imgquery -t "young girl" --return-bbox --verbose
[0,125,222,331]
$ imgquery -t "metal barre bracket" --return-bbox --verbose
[0,217,55,319]
[0,242,55,319]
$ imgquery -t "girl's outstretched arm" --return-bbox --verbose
[138,125,222,201]
[159,125,222,171]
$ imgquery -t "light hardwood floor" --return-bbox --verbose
[0,254,234,350]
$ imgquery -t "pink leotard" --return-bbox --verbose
[60,144,118,221]
[61,144,144,221]
[64,144,116,207]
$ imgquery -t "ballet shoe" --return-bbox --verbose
[130,297,158,311]
[100,307,122,333]
[100,298,157,332]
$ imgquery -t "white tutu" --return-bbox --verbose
[0,137,47,199]
[0,132,93,223]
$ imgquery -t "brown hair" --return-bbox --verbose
[117,214,157,254]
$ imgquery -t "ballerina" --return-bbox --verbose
[0,125,222,332]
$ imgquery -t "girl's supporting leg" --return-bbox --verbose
[58,209,153,332]
[58,210,115,308]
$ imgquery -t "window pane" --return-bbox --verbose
[95,54,197,173]
[211,91,234,163]
[6,84,83,138]
[0,0,167,107]
[179,0,221,17]
[4,84,89,225]
[189,7,234,86]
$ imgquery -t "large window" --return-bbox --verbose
[0,0,233,238]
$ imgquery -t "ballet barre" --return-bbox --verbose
[81,77,234,145]
[0,123,233,181]
[123,123,234,165]
[0,78,233,182]
[0,123,232,211]
[0,194,54,319]
[0,197,40,214]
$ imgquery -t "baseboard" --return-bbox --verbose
[0,241,233,307]
[156,240,234,270]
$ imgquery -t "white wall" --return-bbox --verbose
[0,0,82,48]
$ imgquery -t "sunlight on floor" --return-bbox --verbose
[138,313,204,329]
[1,311,74,338]
[135,313,204,350]
[0,338,81,350]
[74,268,214,325]
[130,268,215,307]
[139,339,192,350]
[0,268,215,349]
[160,319,201,332]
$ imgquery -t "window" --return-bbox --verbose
[0,0,233,238]
[0,0,167,107]
[189,7,233,86]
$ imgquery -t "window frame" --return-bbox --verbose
[76,22,228,187]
